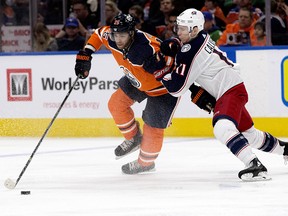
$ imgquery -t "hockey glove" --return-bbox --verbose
[189,84,216,114]
[160,38,181,57]
[75,50,92,79]
[153,53,174,81]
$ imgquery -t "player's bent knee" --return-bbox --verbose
[213,119,239,144]
[108,89,133,113]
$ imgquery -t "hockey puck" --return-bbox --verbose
[21,191,31,195]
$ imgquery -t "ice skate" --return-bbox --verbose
[238,158,271,182]
[279,140,288,164]
[122,160,155,174]
[114,123,142,159]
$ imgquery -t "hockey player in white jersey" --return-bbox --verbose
[145,8,288,181]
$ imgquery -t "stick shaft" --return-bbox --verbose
[14,76,80,188]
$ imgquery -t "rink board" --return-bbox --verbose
[0,47,288,137]
[0,117,287,137]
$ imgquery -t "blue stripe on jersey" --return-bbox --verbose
[259,132,277,152]
[108,30,154,66]
[227,133,248,156]
[213,49,234,67]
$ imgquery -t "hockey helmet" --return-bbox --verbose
[110,13,136,33]
[176,8,204,33]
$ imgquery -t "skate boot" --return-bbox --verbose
[114,123,142,159]
[279,140,288,164]
[238,158,271,181]
[122,160,155,174]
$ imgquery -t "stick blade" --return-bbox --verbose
[4,178,16,189]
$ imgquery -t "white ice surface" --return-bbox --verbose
[1,137,288,216]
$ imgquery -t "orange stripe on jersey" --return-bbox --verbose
[145,86,168,97]
[86,26,110,51]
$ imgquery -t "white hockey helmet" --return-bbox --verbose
[176,8,204,33]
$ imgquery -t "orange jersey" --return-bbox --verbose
[85,26,168,96]
[251,36,266,46]
[201,6,228,24]
[226,7,262,24]
[216,23,256,46]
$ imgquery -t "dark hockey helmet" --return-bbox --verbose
[110,13,136,33]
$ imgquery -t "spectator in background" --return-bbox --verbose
[201,0,228,31]
[41,0,63,25]
[226,0,262,24]
[13,0,30,25]
[258,0,288,45]
[56,17,86,51]
[33,22,58,51]
[128,4,146,30]
[56,0,99,39]
[217,7,256,46]
[101,0,121,26]
[280,0,288,24]
[70,0,99,30]
[2,0,30,26]
[150,0,175,39]
[1,0,17,26]
[251,21,266,46]
[162,9,179,39]
[203,11,223,42]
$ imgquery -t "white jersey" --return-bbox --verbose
[162,31,243,99]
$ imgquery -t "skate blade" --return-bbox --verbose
[240,172,272,182]
[122,167,156,175]
[115,146,140,160]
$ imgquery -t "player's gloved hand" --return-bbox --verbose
[189,84,216,114]
[153,52,174,81]
[160,38,181,57]
[75,50,92,79]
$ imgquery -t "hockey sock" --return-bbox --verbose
[214,119,255,166]
[138,123,164,166]
[259,132,283,154]
[108,88,138,140]
[242,127,284,155]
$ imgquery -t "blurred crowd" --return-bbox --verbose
[1,0,288,51]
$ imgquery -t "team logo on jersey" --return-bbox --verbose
[120,66,141,88]
[181,44,191,52]
[7,68,32,101]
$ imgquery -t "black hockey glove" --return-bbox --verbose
[189,84,216,114]
[160,38,181,57]
[75,50,92,79]
[143,52,166,73]
[143,52,174,81]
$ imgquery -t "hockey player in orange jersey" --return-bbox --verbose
[74,13,181,174]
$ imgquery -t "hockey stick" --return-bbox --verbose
[4,75,80,190]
